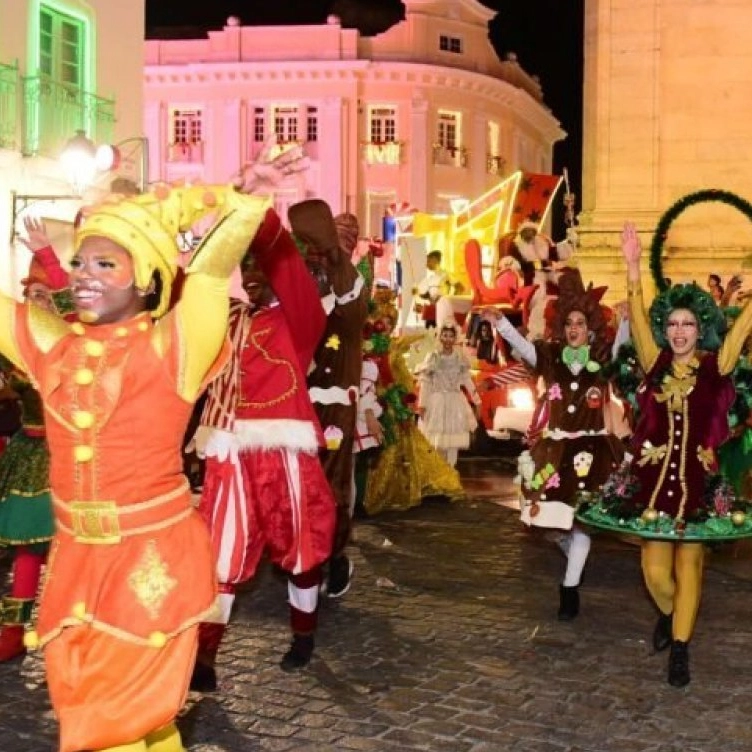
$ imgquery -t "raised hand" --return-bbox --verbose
[232,135,310,195]
[621,222,642,265]
[19,216,52,252]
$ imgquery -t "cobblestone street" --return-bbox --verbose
[3,454,752,751]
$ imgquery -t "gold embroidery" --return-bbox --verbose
[128,540,177,619]
[638,443,668,466]
[655,367,697,412]
[697,445,715,472]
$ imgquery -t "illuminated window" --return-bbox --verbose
[437,111,459,149]
[253,107,265,142]
[172,109,202,144]
[273,105,298,143]
[39,4,84,87]
[307,107,318,142]
[369,106,397,144]
[439,35,463,54]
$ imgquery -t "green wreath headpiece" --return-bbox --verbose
[648,283,726,351]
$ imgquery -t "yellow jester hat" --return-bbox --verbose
[74,183,242,319]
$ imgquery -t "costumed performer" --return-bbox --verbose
[190,206,335,688]
[486,267,629,620]
[416,320,481,468]
[292,202,368,599]
[0,217,76,662]
[1,184,270,752]
[363,290,465,516]
[577,223,752,688]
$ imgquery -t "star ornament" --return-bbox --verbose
[325,334,341,350]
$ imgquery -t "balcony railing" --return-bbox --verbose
[168,140,204,163]
[0,61,19,150]
[363,140,403,166]
[22,74,115,157]
[432,144,468,168]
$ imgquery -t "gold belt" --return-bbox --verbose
[54,480,192,545]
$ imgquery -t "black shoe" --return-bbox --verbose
[653,612,673,652]
[558,584,579,621]
[280,634,314,672]
[668,640,690,688]
[190,660,217,692]
[326,556,354,599]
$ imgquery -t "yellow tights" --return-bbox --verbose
[641,540,704,642]
[98,723,184,752]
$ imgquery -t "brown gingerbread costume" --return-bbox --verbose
[289,200,368,597]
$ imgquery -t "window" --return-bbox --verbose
[369,106,397,144]
[306,107,318,142]
[437,111,459,149]
[172,109,202,144]
[273,105,298,143]
[253,107,265,142]
[439,35,463,54]
[39,4,84,87]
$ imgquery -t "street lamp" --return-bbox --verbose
[60,131,150,195]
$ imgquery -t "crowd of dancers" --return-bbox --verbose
[0,149,751,751]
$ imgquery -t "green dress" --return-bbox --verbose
[0,369,53,548]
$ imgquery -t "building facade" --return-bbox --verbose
[144,0,564,240]
[579,0,752,300]
[0,0,145,293]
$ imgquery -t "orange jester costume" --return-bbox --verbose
[0,185,269,752]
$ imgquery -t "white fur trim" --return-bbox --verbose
[234,419,319,452]
[336,274,364,305]
[309,385,358,406]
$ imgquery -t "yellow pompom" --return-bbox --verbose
[72,601,87,620]
[148,631,167,648]
[23,630,39,649]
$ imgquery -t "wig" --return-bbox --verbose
[550,268,610,351]
[649,283,726,351]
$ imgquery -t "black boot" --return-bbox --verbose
[668,640,690,687]
[558,584,579,621]
[280,634,315,672]
[652,612,673,652]
[190,658,217,692]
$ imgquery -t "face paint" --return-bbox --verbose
[70,236,146,325]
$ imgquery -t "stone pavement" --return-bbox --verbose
[3,454,752,751]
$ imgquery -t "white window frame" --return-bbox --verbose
[273,105,299,144]
[171,108,202,145]
[369,106,397,144]
[439,34,463,54]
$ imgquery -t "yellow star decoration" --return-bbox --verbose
[128,540,177,619]
[325,334,341,350]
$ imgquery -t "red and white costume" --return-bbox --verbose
[194,214,335,653]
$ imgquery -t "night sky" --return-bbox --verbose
[145,0,583,233]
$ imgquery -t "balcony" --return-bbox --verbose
[0,61,19,150]
[22,74,114,157]
[167,140,204,163]
[363,140,403,166]
[486,154,505,176]
[433,144,468,168]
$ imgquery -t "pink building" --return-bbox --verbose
[144,0,564,237]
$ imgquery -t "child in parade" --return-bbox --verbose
[416,321,481,468]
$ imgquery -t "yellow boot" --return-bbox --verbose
[145,723,185,752]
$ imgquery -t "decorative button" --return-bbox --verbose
[570,382,579,391]
[71,322,85,336]
[578,481,585,489]
[74,445,94,463]
[72,410,95,429]
[567,405,576,413]
[540,494,547,501]
[675,414,682,421]
[670,462,677,468]
[84,340,104,357]
[675,430,681,436]
[23,630,39,650]
[138,322,149,332]
[669,475,676,481]
[115,326,128,337]
[674,444,679,450]
[74,368,94,386]
[72,601,87,620]
[149,631,167,648]
[667,490,674,497]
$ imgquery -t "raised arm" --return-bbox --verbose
[490,312,537,368]
[622,222,660,371]
[169,189,270,401]
[719,297,752,375]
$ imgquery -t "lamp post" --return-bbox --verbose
[60,131,150,194]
